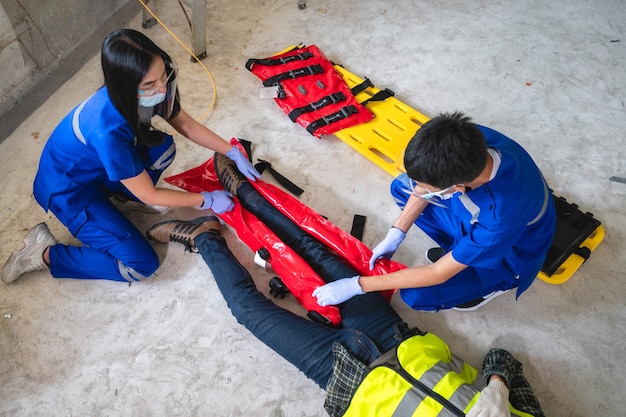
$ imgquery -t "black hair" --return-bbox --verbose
[403,112,488,188]
[101,29,178,147]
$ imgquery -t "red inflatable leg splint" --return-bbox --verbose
[246,45,374,138]
[165,138,404,325]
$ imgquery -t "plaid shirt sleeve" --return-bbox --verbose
[324,342,369,417]
[482,348,546,417]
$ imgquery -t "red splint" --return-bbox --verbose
[165,139,403,325]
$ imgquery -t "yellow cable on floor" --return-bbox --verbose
[137,0,217,122]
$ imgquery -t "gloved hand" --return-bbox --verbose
[201,190,235,214]
[369,227,406,270]
[467,378,509,417]
[226,146,262,181]
[312,276,364,306]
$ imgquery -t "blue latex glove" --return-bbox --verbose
[467,379,509,417]
[312,276,364,306]
[369,227,406,270]
[226,147,262,181]
[201,190,234,214]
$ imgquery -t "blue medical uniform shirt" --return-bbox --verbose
[446,126,555,296]
[33,87,144,222]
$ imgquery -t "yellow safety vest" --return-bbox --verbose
[343,333,533,417]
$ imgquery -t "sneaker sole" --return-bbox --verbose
[146,216,221,251]
[452,290,509,312]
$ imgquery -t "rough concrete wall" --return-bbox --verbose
[0,0,132,115]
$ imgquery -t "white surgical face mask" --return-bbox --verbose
[138,92,166,108]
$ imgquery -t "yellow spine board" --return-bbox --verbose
[333,65,429,178]
[253,46,603,285]
[537,225,605,284]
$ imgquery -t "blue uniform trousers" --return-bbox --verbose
[47,138,174,282]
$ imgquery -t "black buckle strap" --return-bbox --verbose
[245,51,314,71]
[349,76,395,106]
[254,159,304,196]
[306,105,358,135]
[360,88,395,106]
[237,138,305,197]
[288,92,346,122]
[350,77,374,96]
[262,64,324,87]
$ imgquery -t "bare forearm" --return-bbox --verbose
[358,264,448,292]
[140,187,204,208]
[393,195,428,232]
[359,252,467,292]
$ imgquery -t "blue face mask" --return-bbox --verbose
[138,92,166,108]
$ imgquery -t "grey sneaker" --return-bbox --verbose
[146,216,221,252]
[2,223,58,284]
[213,152,248,195]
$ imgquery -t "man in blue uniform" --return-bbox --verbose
[313,112,557,311]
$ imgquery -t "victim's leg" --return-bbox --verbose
[231,182,407,352]
[236,182,357,283]
[195,233,385,387]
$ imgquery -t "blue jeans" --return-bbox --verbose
[197,182,410,388]
[197,233,409,388]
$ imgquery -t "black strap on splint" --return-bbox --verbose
[306,105,358,135]
[350,214,366,241]
[244,51,314,71]
[262,64,324,87]
[288,92,347,121]
[238,138,254,163]
[238,139,304,197]
[254,159,304,196]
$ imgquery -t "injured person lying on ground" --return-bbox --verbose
[145,150,547,417]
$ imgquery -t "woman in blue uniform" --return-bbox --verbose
[312,112,557,311]
[1,29,260,284]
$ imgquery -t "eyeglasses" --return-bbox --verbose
[410,181,458,200]
[137,61,178,97]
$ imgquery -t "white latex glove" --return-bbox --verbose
[312,276,364,306]
[369,227,406,270]
[467,378,510,417]
[226,146,262,181]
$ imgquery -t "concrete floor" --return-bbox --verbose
[1,0,625,416]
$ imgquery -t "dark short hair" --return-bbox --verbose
[101,29,174,146]
[403,112,487,188]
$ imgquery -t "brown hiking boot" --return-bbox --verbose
[146,216,221,252]
[214,152,248,195]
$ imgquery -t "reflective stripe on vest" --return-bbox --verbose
[343,333,531,417]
